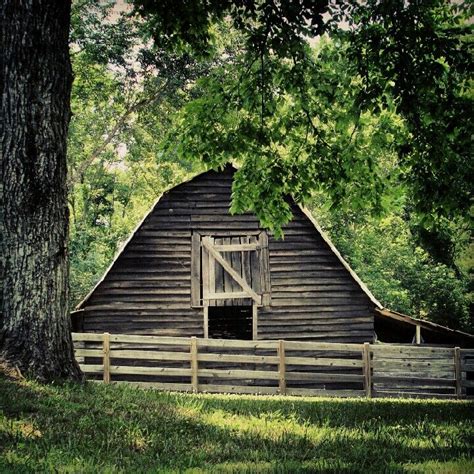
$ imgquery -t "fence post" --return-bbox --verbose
[363,342,372,398]
[415,325,421,345]
[278,340,286,395]
[102,332,110,384]
[191,337,199,393]
[454,347,462,398]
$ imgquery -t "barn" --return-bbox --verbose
[72,165,473,348]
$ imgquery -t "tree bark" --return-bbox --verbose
[0,0,81,380]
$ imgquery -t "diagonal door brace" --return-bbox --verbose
[202,238,261,305]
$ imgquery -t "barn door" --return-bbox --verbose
[191,232,271,308]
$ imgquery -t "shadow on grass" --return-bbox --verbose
[0,376,473,473]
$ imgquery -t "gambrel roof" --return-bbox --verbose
[76,165,381,311]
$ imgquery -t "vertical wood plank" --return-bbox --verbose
[208,237,215,307]
[103,332,110,384]
[259,231,271,306]
[252,304,258,340]
[203,306,209,339]
[231,236,242,306]
[191,232,201,307]
[215,237,224,307]
[250,235,261,296]
[363,342,371,398]
[242,236,252,306]
[202,236,210,305]
[454,347,462,398]
[278,339,286,395]
[191,337,199,393]
[415,325,421,345]
[223,237,232,306]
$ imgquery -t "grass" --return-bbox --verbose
[0,375,473,473]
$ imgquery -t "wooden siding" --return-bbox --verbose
[80,166,374,342]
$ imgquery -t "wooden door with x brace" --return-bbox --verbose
[191,232,271,339]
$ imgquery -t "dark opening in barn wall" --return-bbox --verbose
[208,306,253,339]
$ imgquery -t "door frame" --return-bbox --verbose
[203,303,258,340]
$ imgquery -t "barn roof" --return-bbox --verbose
[76,165,383,310]
[375,307,474,346]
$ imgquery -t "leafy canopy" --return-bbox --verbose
[133,0,473,237]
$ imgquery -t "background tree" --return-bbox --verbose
[68,1,210,307]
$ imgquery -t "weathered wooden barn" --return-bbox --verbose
[72,165,473,348]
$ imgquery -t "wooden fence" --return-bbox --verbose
[72,333,474,399]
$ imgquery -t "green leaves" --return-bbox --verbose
[313,205,471,332]
[168,36,407,235]
[349,0,473,226]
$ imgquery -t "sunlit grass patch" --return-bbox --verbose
[0,376,472,473]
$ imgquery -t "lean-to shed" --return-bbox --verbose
[72,165,474,347]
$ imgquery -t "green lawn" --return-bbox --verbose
[0,375,473,473]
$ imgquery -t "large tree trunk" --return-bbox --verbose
[0,1,81,380]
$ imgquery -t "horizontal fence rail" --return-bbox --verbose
[72,333,474,399]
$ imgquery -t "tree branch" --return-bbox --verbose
[68,82,168,188]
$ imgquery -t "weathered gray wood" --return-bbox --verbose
[202,384,278,395]
[109,334,191,345]
[202,238,261,304]
[202,236,210,304]
[200,339,276,349]
[74,349,103,358]
[213,243,259,251]
[220,237,232,306]
[285,356,363,367]
[75,332,470,399]
[372,359,454,370]
[209,237,217,305]
[285,372,363,382]
[242,236,252,299]
[191,232,201,307]
[78,167,377,342]
[79,364,104,374]
[203,307,209,338]
[371,346,454,356]
[103,332,111,384]
[278,340,286,394]
[198,368,278,380]
[231,236,241,305]
[259,231,271,306]
[214,239,225,307]
[284,341,364,351]
[72,332,105,342]
[372,375,455,384]
[415,325,421,344]
[454,347,462,398]
[111,366,192,377]
[109,350,191,361]
[207,292,250,300]
[191,337,199,392]
[363,342,372,397]
[252,304,258,340]
[197,353,279,364]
